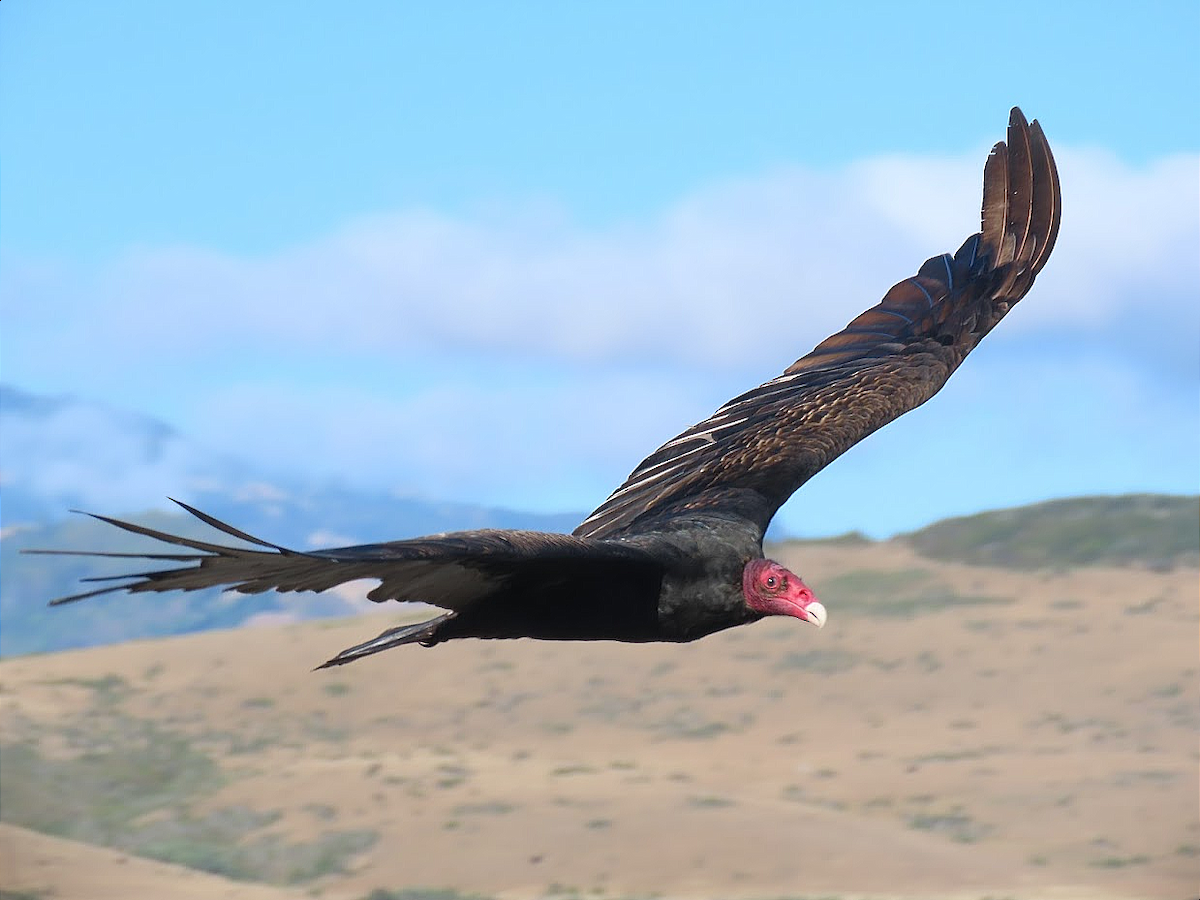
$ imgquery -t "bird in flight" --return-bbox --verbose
[34,109,1060,669]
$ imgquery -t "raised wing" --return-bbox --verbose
[575,108,1060,541]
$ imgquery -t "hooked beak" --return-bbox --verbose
[801,600,827,629]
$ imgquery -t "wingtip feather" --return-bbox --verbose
[48,583,134,606]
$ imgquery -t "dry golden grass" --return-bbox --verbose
[1,539,1196,900]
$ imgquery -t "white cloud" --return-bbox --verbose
[5,145,1196,380]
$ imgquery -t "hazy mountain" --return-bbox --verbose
[1,384,578,538]
[2,384,224,525]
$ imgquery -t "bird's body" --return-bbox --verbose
[32,109,1060,668]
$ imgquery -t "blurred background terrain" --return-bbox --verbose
[2,498,1197,899]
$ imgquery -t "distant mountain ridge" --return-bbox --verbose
[2,383,581,538]
[1,383,216,525]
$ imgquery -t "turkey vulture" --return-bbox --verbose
[32,108,1060,668]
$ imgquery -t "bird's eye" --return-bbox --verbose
[765,575,777,589]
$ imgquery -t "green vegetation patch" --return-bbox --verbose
[901,494,1199,570]
[648,705,744,740]
[450,801,516,815]
[0,701,375,886]
[1089,854,1151,868]
[686,794,735,808]
[39,673,132,703]
[907,811,992,843]
[0,734,376,884]
[0,726,223,845]
[778,648,860,673]
[136,820,378,883]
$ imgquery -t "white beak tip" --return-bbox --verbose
[805,601,827,629]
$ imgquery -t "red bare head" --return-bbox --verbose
[742,558,826,629]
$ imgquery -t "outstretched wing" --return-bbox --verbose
[576,108,1060,540]
[29,500,666,665]
[31,499,660,609]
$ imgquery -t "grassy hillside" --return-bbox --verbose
[900,494,1199,570]
[2,538,1196,900]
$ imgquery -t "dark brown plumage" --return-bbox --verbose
[30,109,1060,668]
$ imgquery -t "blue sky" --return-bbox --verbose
[2,1,1198,537]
